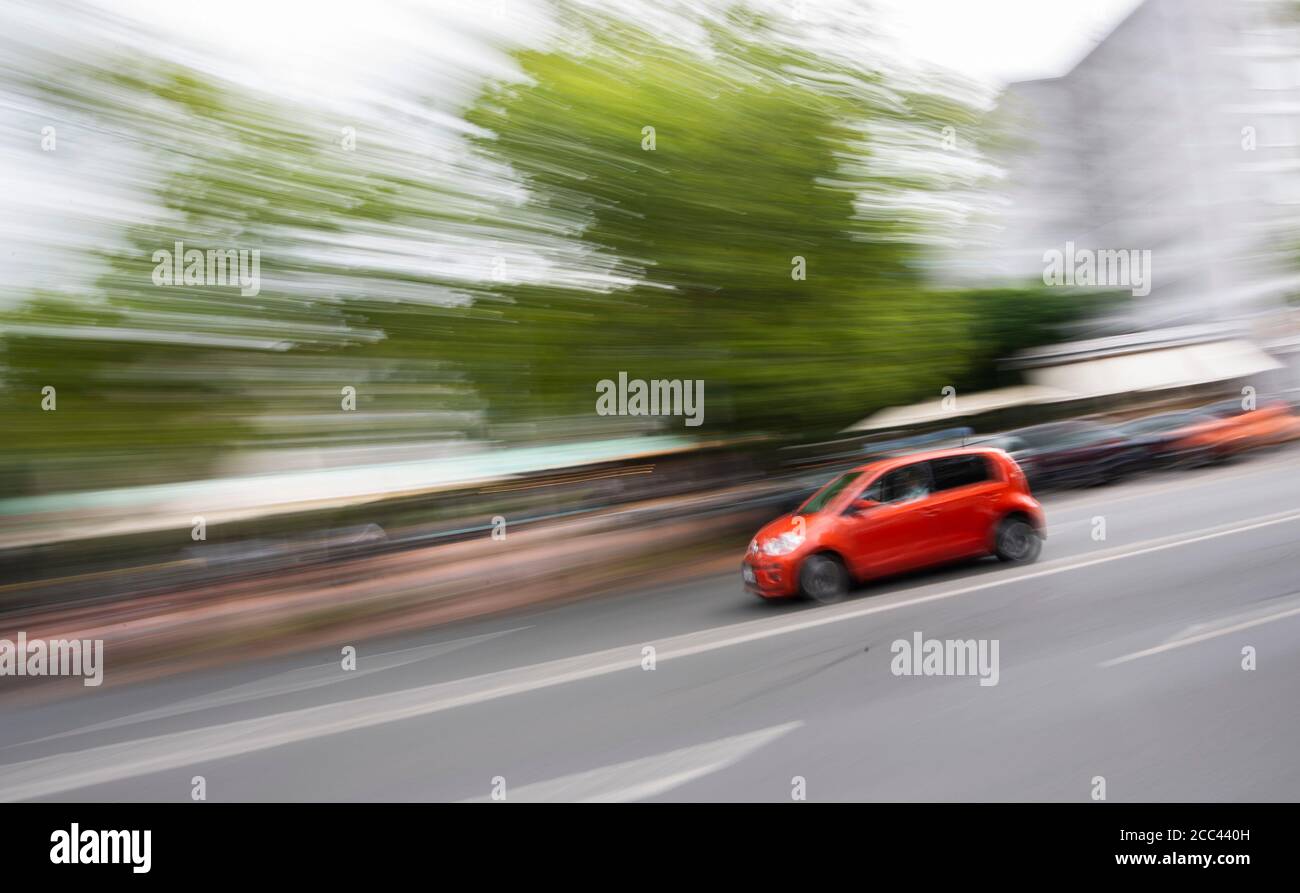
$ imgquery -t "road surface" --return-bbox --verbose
[1,448,1298,801]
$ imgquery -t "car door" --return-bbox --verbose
[846,461,939,577]
[925,454,1001,556]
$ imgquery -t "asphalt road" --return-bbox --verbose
[1,448,1298,802]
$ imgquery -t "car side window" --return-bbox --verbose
[877,462,934,504]
[930,455,991,492]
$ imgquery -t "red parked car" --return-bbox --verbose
[742,448,1046,603]
[1171,400,1300,461]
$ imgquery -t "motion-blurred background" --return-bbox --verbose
[2,0,1299,681]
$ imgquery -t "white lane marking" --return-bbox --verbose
[24,627,528,746]
[1100,602,1300,667]
[2,508,1298,801]
[460,722,802,803]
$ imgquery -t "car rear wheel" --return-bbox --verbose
[994,517,1041,564]
[799,554,849,604]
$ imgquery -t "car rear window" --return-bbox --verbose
[930,455,992,491]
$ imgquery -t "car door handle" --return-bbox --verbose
[922,508,939,517]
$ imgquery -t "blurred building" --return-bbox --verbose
[850,325,1286,433]
[961,0,1300,331]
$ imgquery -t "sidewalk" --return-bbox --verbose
[0,489,778,698]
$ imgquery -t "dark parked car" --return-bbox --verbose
[1113,408,1218,468]
[974,420,1145,491]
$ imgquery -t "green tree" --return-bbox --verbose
[947,287,1129,392]
[1,59,487,493]
[463,9,979,438]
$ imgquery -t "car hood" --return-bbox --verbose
[750,513,819,552]
[754,514,802,540]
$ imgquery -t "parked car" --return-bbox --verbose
[741,448,1045,603]
[974,420,1143,491]
[1114,408,1219,468]
[1170,399,1300,461]
[1224,400,1300,449]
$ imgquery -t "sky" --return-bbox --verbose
[95,0,1147,91]
[876,0,1145,83]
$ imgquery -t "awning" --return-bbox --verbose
[1027,339,1281,398]
[847,385,1075,432]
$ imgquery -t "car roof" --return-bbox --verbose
[1120,408,1205,427]
[1201,399,1246,416]
[847,446,1004,477]
[969,432,1022,445]
[1011,419,1100,435]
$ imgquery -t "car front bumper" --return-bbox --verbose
[741,557,800,598]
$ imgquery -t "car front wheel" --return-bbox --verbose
[994,517,1042,564]
[799,554,849,604]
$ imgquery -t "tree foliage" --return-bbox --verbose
[462,11,982,437]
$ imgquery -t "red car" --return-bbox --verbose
[1172,400,1300,460]
[742,448,1046,603]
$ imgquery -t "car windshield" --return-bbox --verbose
[797,471,862,515]
[1123,411,1200,433]
[1015,422,1096,447]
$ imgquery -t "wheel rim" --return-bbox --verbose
[807,562,842,600]
[1001,523,1034,559]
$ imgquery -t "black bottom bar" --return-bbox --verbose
[0,803,1282,879]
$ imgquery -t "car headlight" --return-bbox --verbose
[760,531,804,556]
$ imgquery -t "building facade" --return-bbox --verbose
[960,0,1300,332]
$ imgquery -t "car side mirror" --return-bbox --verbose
[848,498,879,516]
